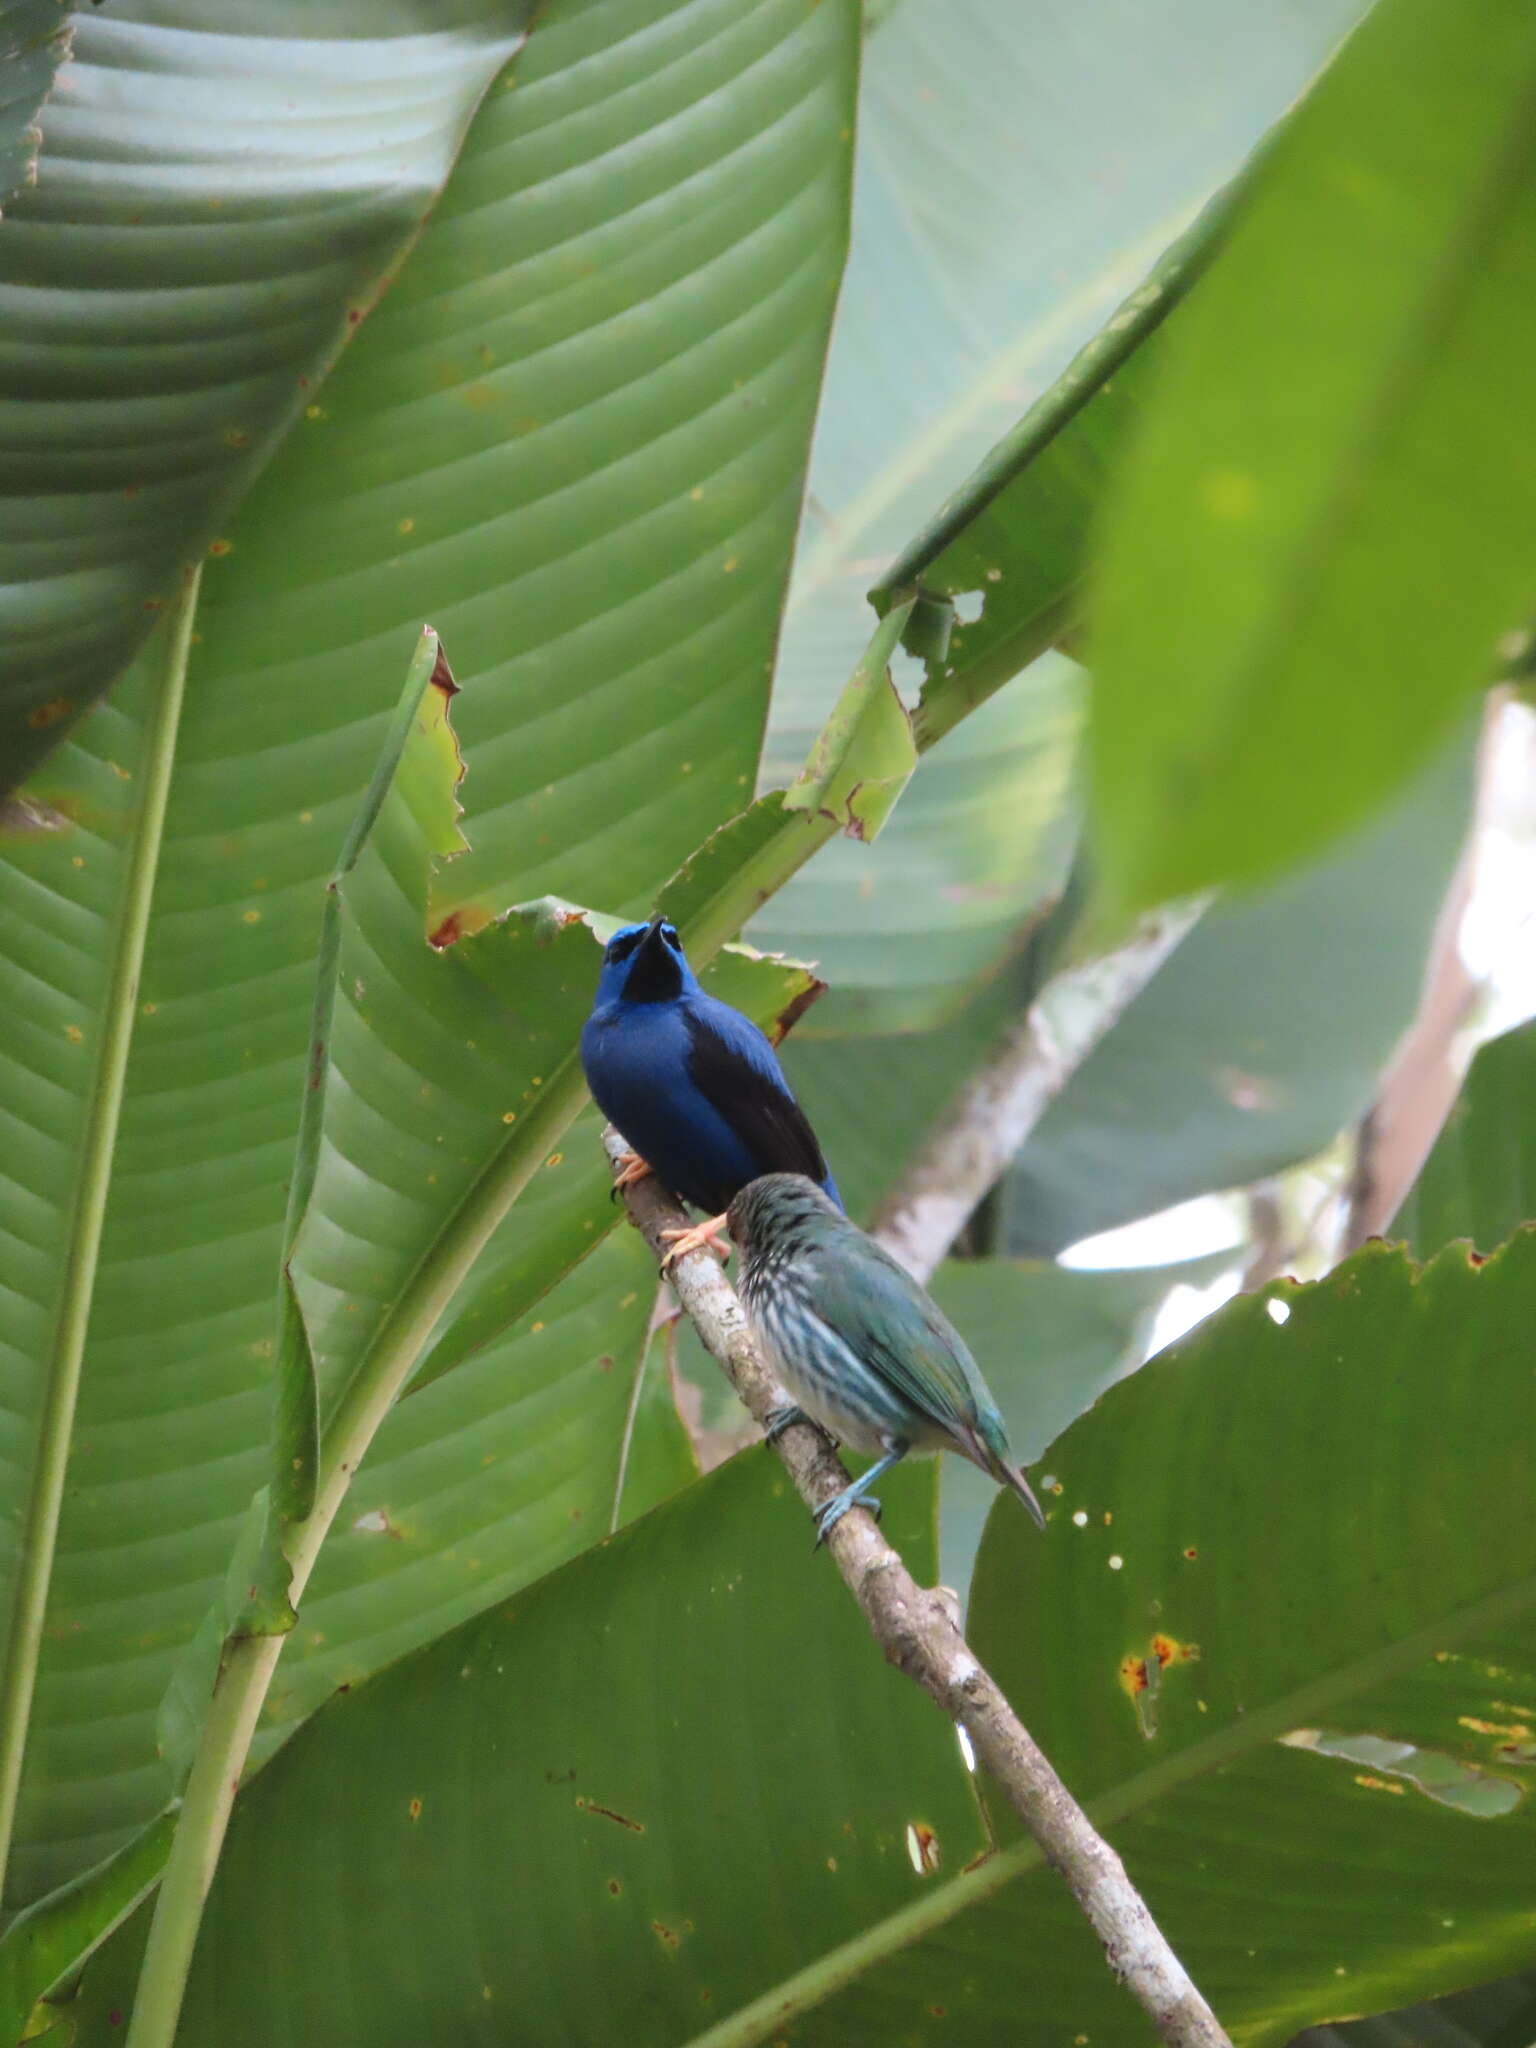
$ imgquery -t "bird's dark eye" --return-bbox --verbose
[660,925,681,949]
[606,930,644,964]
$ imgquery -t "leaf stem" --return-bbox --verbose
[0,568,201,1906]
[124,1064,587,2046]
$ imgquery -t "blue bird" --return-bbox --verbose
[581,917,841,1263]
[727,1174,1046,1544]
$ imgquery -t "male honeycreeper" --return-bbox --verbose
[581,917,841,1263]
[727,1174,1047,1544]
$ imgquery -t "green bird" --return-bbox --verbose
[726,1174,1047,1544]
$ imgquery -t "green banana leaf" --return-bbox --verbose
[59,1458,985,2047]
[667,1232,1536,2046]
[0,0,68,216]
[63,1231,1536,2045]
[1002,718,1475,1255]
[780,949,1037,1223]
[928,1249,1235,1599]
[1088,0,1536,910]
[1391,1020,1536,1258]
[1292,1965,1536,2048]
[0,0,859,1916]
[0,1,533,786]
[752,0,1365,1033]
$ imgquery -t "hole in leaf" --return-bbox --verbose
[905,1821,942,1874]
[1279,1728,1524,1817]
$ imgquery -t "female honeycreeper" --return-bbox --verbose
[581,917,841,1263]
[727,1174,1047,1544]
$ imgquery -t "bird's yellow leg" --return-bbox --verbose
[659,1211,732,1270]
[611,1150,655,1194]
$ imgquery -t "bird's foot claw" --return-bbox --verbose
[813,1489,882,1549]
[659,1214,731,1271]
[763,1403,810,1446]
[610,1151,655,1198]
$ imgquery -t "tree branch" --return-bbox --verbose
[603,1127,1230,2048]
[870,900,1205,1280]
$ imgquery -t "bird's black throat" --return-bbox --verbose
[619,923,684,1004]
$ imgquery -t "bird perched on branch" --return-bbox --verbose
[727,1174,1046,1545]
[581,917,840,1264]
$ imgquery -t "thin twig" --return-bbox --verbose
[603,1127,1231,2048]
[871,899,1205,1281]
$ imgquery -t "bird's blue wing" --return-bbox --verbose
[806,1239,994,1437]
[682,999,833,1193]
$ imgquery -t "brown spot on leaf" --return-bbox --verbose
[429,911,464,950]
[767,974,828,1045]
[576,1798,644,1832]
[27,697,72,730]
[906,1821,941,1874]
[1152,1633,1200,1668]
[429,640,458,700]
[0,796,71,836]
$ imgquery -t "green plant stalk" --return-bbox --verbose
[124,606,981,2040]
[0,568,201,1908]
[124,1063,585,2047]
[911,589,1079,754]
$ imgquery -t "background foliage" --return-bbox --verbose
[0,0,1531,2042]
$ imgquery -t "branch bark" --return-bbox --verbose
[604,1126,1230,2048]
[870,899,1205,1280]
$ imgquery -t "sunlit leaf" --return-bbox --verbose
[1088,0,1536,908]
